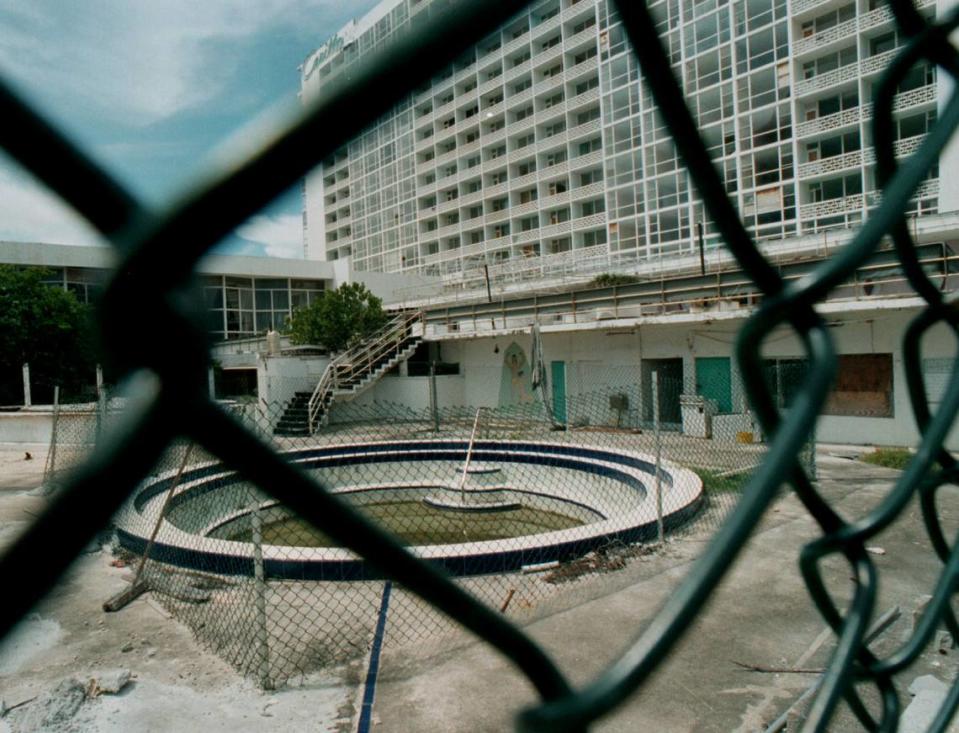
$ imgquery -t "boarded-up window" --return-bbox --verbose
[823,354,893,417]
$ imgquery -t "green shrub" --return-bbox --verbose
[696,469,749,493]
[860,447,913,470]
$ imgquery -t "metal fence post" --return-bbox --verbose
[429,361,439,432]
[22,363,30,407]
[249,496,273,690]
[652,371,664,544]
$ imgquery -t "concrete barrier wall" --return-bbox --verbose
[0,410,56,444]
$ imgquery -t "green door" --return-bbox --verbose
[551,361,567,425]
[696,357,732,413]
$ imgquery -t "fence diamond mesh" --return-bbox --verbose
[46,367,786,688]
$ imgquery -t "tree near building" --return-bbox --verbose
[288,282,387,353]
[0,266,97,404]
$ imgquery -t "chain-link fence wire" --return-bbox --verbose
[41,365,811,687]
[3,0,959,728]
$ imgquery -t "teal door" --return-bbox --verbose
[551,361,567,425]
[696,357,732,413]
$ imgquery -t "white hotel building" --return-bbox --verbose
[301,0,954,281]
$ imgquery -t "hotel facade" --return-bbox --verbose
[301,0,953,281]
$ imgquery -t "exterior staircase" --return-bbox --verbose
[274,310,423,437]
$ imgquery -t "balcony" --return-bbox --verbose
[535,72,566,94]
[794,62,860,97]
[796,106,861,138]
[486,208,511,223]
[512,227,541,245]
[563,27,598,52]
[571,181,604,198]
[502,34,530,56]
[565,56,598,81]
[569,150,603,169]
[484,181,510,197]
[801,193,864,219]
[793,16,858,58]
[510,200,540,216]
[505,59,533,82]
[567,86,600,110]
[479,76,504,96]
[531,13,563,42]
[798,149,863,178]
[570,212,607,229]
[539,190,571,208]
[511,171,539,188]
[859,49,898,77]
[540,220,573,237]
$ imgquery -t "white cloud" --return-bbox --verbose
[235,213,304,259]
[0,1,343,126]
[0,166,106,246]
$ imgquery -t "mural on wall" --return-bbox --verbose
[498,342,536,408]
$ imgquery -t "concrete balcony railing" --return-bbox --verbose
[569,150,603,169]
[860,49,898,76]
[531,12,563,41]
[502,33,530,56]
[511,228,541,245]
[801,193,864,219]
[569,212,607,229]
[793,16,858,57]
[507,87,534,108]
[535,72,566,94]
[571,181,605,199]
[539,220,573,238]
[538,190,572,209]
[567,86,601,110]
[565,56,598,81]
[459,190,484,207]
[535,43,565,67]
[510,200,540,216]
[434,222,462,239]
[511,171,539,188]
[794,62,860,97]
[798,84,935,138]
[796,106,861,137]
[479,76,504,96]
[798,149,863,178]
[486,208,511,223]
[505,59,533,83]
[564,27,598,51]
[484,181,510,197]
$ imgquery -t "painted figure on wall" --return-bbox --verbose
[498,342,536,408]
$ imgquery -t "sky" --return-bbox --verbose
[0,0,380,258]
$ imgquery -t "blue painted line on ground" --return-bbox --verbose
[357,579,392,733]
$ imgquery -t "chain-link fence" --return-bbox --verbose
[45,364,811,687]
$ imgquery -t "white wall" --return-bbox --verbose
[256,354,330,411]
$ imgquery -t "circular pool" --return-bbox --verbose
[115,440,703,579]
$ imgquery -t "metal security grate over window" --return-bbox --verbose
[2,0,959,730]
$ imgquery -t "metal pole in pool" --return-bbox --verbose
[249,496,273,690]
[653,371,664,544]
[459,407,483,506]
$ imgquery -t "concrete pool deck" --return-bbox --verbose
[370,456,959,732]
[1,446,957,731]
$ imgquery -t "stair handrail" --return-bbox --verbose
[332,310,424,387]
[306,310,423,433]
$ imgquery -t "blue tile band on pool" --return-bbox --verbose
[115,440,703,580]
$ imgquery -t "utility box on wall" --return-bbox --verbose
[680,394,717,438]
